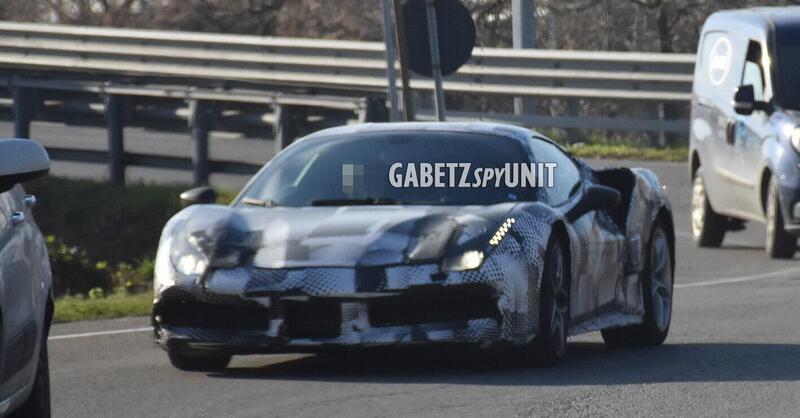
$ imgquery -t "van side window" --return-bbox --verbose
[695,31,744,105]
[742,41,766,101]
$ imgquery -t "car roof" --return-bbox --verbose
[302,121,542,146]
[705,7,800,35]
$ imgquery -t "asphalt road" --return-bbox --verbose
[9,120,800,417]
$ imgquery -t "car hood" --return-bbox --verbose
[167,203,517,269]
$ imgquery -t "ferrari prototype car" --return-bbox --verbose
[152,122,675,370]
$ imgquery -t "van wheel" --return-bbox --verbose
[602,220,673,347]
[691,168,726,247]
[168,350,231,371]
[766,176,796,259]
[10,335,51,418]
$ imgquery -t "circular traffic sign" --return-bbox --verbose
[402,0,476,77]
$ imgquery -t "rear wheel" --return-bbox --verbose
[525,234,570,366]
[765,176,797,259]
[168,350,231,372]
[602,220,673,347]
[10,335,51,418]
[691,168,726,247]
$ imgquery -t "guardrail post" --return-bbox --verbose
[104,95,126,184]
[12,87,40,139]
[275,104,308,153]
[189,100,215,186]
[359,98,390,123]
[566,99,582,144]
[649,102,666,147]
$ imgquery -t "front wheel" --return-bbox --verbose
[691,168,726,247]
[524,234,570,366]
[765,176,797,259]
[9,335,51,418]
[602,220,673,347]
[168,350,231,372]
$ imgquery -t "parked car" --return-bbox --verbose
[152,122,674,369]
[0,139,52,418]
[689,7,800,258]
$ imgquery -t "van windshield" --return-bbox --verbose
[776,26,800,110]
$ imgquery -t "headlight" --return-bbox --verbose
[791,126,800,154]
[170,233,210,277]
[441,250,484,272]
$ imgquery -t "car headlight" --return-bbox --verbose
[170,233,210,277]
[441,250,484,272]
[791,126,800,154]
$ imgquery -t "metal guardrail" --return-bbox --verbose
[0,22,697,185]
[0,22,694,103]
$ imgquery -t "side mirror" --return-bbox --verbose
[733,85,771,115]
[566,185,621,222]
[180,187,217,207]
[0,139,50,193]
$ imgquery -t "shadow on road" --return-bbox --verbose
[206,341,800,386]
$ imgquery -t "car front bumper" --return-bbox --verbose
[152,278,505,354]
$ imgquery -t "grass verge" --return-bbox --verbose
[54,292,153,324]
[565,144,688,162]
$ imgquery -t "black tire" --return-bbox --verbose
[9,336,51,418]
[524,234,570,366]
[168,350,232,372]
[691,168,726,247]
[765,175,797,259]
[602,220,673,347]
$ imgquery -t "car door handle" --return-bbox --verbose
[11,211,25,226]
[24,195,37,208]
[726,120,736,144]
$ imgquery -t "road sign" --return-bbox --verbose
[402,0,475,77]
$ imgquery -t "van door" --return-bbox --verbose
[693,31,747,214]
[732,41,772,219]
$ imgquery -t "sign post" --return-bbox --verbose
[512,0,536,116]
[389,0,474,122]
[424,0,446,121]
[381,0,401,122]
[391,0,415,121]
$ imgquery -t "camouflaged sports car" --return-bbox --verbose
[151,122,675,370]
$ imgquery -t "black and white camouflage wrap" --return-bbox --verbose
[151,122,673,353]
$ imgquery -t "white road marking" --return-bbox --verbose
[49,327,151,341]
[676,265,800,289]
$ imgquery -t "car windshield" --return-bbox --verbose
[776,25,800,110]
[237,131,538,207]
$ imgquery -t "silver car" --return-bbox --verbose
[0,139,52,418]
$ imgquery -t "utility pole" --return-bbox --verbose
[381,0,401,121]
[391,0,415,121]
[512,0,536,116]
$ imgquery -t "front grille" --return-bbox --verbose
[285,300,341,339]
[157,299,271,330]
[368,284,499,327]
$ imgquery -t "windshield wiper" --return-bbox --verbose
[241,197,277,207]
[311,197,401,206]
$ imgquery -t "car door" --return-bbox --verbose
[0,191,8,391]
[531,139,625,321]
[0,187,38,397]
[732,40,773,219]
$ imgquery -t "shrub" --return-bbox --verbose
[26,177,187,265]
[46,235,112,297]
[28,177,237,298]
